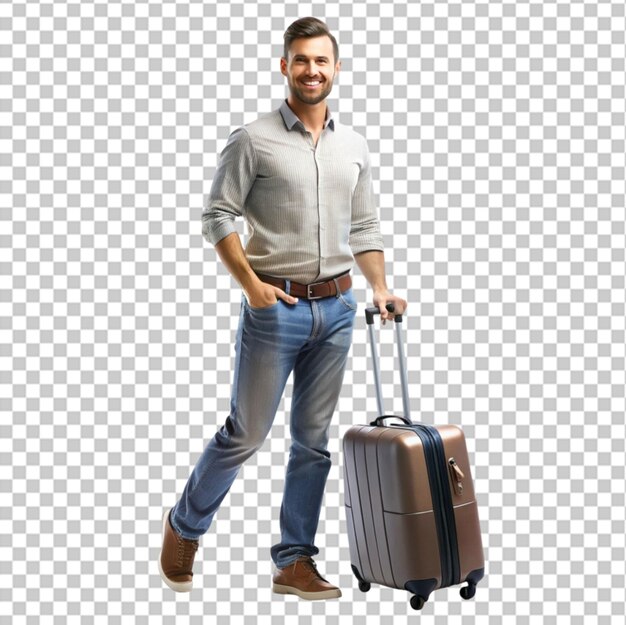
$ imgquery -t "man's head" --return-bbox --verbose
[281,17,341,107]
[283,17,339,64]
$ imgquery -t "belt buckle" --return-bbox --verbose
[306,280,327,300]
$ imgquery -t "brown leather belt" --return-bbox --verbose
[256,272,352,300]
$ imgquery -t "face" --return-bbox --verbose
[280,36,341,106]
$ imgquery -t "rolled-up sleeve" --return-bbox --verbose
[349,138,385,254]
[202,126,258,246]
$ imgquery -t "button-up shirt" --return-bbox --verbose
[202,98,384,284]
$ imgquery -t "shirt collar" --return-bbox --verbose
[279,98,335,132]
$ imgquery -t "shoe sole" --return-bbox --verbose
[272,582,342,600]
[158,507,193,593]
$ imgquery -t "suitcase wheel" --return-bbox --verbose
[460,583,476,600]
[351,565,371,593]
[410,595,426,610]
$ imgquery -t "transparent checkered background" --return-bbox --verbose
[2,0,626,623]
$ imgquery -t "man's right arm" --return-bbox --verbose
[204,127,297,308]
[202,127,254,247]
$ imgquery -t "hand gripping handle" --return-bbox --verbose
[365,303,403,325]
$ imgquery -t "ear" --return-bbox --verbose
[280,57,287,76]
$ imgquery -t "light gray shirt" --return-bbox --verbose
[202,98,384,284]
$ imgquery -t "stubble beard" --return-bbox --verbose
[289,74,334,106]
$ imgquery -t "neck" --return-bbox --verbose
[286,95,327,132]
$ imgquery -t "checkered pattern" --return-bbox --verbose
[3,0,626,623]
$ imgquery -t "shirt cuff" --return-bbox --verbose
[203,217,238,246]
[349,231,385,256]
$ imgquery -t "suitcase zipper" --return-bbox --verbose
[411,425,452,587]
[398,424,461,588]
[422,425,461,587]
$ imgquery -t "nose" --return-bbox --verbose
[305,60,320,75]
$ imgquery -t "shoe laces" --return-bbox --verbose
[294,556,328,582]
[176,535,199,567]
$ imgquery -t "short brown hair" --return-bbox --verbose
[283,17,339,64]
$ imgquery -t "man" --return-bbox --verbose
[158,16,407,600]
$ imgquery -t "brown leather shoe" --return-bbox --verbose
[272,556,342,600]
[158,507,199,592]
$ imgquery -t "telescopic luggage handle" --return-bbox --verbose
[365,304,403,325]
[364,303,411,423]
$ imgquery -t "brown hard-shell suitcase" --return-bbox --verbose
[342,305,485,610]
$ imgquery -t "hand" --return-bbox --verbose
[372,290,407,325]
[245,281,299,309]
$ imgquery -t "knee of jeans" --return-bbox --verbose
[290,433,331,459]
[237,422,272,451]
[250,432,270,451]
[217,416,269,450]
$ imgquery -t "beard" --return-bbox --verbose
[289,74,335,105]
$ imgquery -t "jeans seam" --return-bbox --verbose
[310,301,321,339]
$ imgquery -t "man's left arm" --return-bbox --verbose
[349,137,407,323]
[354,250,407,323]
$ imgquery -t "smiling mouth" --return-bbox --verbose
[302,80,322,88]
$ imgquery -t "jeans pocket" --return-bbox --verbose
[246,298,280,313]
[337,288,358,312]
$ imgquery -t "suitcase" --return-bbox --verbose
[342,304,485,610]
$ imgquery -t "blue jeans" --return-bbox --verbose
[169,284,358,569]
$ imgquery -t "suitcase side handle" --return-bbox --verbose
[364,303,411,421]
